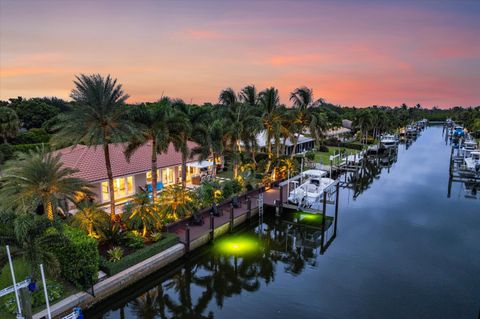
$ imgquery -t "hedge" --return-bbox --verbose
[53,225,100,288]
[101,233,179,276]
[12,143,49,153]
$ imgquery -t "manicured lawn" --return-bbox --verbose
[314,146,361,164]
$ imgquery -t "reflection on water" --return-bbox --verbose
[88,126,480,319]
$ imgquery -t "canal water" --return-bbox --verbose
[87,126,480,319]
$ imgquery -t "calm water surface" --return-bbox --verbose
[88,126,480,319]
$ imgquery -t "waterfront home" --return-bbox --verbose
[242,131,315,156]
[54,141,221,212]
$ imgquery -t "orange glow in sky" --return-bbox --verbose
[0,1,479,108]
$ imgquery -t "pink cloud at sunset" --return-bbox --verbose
[0,0,479,108]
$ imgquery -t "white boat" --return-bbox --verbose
[288,169,335,207]
[380,134,397,149]
[460,140,478,157]
[406,125,417,137]
[464,151,480,173]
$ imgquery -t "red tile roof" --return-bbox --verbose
[53,141,200,182]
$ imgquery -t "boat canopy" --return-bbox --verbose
[301,169,327,178]
[187,161,214,168]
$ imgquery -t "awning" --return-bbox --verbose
[187,161,214,169]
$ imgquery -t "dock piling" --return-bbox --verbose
[209,213,214,242]
[230,204,234,233]
[185,224,190,253]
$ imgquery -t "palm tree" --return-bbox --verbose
[0,147,91,220]
[123,189,163,237]
[70,200,109,237]
[289,87,325,158]
[0,106,19,143]
[169,101,194,188]
[0,212,62,279]
[219,88,259,178]
[353,109,373,144]
[191,107,224,178]
[239,85,258,107]
[159,184,194,220]
[258,87,281,172]
[53,74,133,221]
[125,102,174,201]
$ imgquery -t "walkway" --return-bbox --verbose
[169,188,266,243]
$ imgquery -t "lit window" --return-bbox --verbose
[162,167,174,185]
[101,176,135,202]
[146,170,160,184]
[102,182,109,201]
[127,176,133,194]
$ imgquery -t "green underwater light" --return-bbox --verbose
[296,212,323,222]
[213,234,262,256]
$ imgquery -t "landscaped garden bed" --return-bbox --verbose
[100,233,179,276]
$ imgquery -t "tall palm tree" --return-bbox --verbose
[219,88,259,178]
[0,106,19,143]
[353,109,373,144]
[169,101,194,188]
[239,85,258,107]
[191,107,224,178]
[125,102,175,201]
[258,87,281,172]
[0,147,91,220]
[289,87,325,158]
[53,74,133,221]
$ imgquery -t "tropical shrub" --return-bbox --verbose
[196,181,221,206]
[53,225,99,288]
[100,233,179,276]
[123,190,163,237]
[31,280,64,306]
[159,184,195,220]
[12,143,48,154]
[150,232,162,242]
[0,143,13,164]
[96,220,125,247]
[69,200,109,237]
[13,128,50,144]
[107,246,124,262]
[305,150,315,160]
[317,144,329,152]
[124,231,144,249]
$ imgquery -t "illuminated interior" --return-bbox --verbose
[101,176,134,202]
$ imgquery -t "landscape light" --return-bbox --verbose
[213,234,262,256]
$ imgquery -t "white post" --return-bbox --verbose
[6,245,23,319]
[40,264,52,319]
[300,157,304,185]
[287,170,290,198]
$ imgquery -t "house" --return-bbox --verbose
[54,141,221,212]
[242,131,315,156]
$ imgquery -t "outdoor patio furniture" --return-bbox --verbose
[232,196,241,208]
[211,202,222,217]
[191,212,204,226]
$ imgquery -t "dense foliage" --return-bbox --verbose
[52,225,100,288]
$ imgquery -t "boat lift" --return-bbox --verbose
[2,245,83,319]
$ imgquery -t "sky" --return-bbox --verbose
[0,0,479,108]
